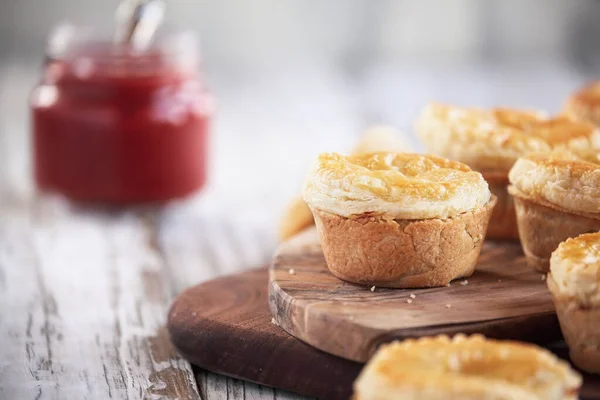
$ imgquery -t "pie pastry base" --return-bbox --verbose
[548,276,600,375]
[483,172,519,240]
[311,198,496,288]
[509,187,600,272]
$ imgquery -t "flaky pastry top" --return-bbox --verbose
[302,152,491,220]
[564,81,600,125]
[508,150,600,216]
[416,102,600,172]
[550,232,600,307]
[354,334,581,400]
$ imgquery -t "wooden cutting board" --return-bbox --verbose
[167,266,600,400]
[269,228,561,362]
[168,267,362,399]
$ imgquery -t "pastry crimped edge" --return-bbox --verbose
[353,334,581,400]
[548,233,600,374]
[311,196,496,288]
[508,186,600,272]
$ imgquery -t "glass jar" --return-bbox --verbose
[30,25,213,203]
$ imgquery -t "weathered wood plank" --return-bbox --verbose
[243,381,275,400]
[157,211,311,400]
[0,201,200,399]
[195,370,313,400]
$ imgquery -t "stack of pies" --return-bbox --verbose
[276,81,600,396]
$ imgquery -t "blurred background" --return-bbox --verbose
[1,0,600,237]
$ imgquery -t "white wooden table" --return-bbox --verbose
[0,59,589,399]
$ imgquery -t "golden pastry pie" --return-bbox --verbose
[508,150,600,272]
[354,334,581,400]
[302,152,496,288]
[549,232,600,374]
[564,81,600,126]
[416,102,599,240]
[278,126,412,241]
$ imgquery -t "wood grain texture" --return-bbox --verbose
[0,201,200,400]
[270,228,562,363]
[167,266,600,400]
[0,198,303,400]
[195,371,311,400]
[168,268,361,400]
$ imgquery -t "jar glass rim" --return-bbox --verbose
[46,23,200,63]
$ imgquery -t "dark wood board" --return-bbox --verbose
[168,267,600,400]
[168,267,362,399]
[270,228,561,363]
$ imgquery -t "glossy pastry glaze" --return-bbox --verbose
[416,102,600,172]
[508,151,600,216]
[354,334,581,400]
[303,152,491,220]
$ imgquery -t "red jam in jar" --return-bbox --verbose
[31,28,212,203]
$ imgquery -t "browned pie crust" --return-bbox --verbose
[548,276,600,374]
[311,198,496,288]
[509,186,600,272]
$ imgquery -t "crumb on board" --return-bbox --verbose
[288,268,296,275]
[460,280,469,286]
[370,286,376,292]
[409,293,416,299]
[406,299,413,304]
[446,283,451,287]
[497,279,502,283]
[541,274,546,281]
[445,304,452,308]
[271,318,279,326]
